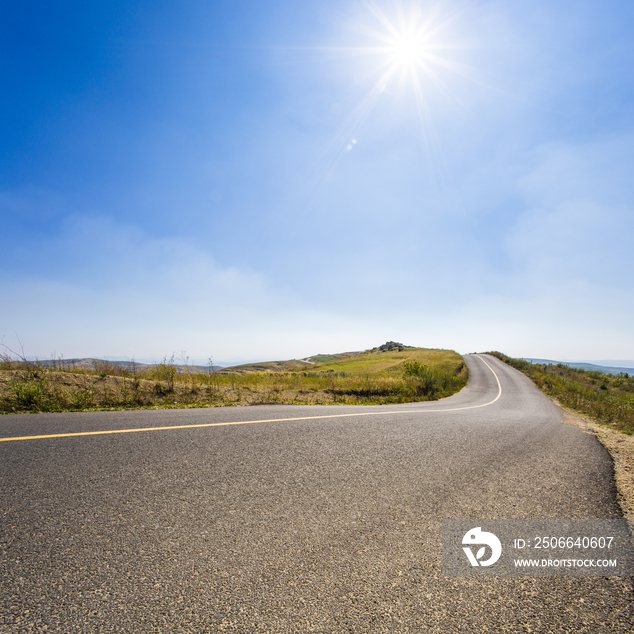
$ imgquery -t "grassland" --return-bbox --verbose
[0,346,467,414]
[489,351,634,435]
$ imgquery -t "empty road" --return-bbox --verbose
[0,354,632,632]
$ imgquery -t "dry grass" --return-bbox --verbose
[0,347,467,413]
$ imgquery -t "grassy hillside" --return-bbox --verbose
[303,347,463,375]
[0,344,468,413]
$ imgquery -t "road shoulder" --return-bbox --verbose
[556,400,634,519]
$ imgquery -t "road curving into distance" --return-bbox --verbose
[0,354,632,632]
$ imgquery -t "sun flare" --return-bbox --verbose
[285,1,475,167]
[360,1,437,74]
[390,31,425,66]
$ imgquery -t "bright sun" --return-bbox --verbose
[285,1,473,162]
[390,31,423,66]
[355,1,472,130]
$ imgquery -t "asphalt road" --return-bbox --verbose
[0,354,632,633]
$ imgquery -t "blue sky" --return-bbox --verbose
[2,0,633,364]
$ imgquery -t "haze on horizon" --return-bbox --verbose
[2,0,633,363]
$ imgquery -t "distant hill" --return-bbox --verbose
[218,342,414,373]
[523,358,634,376]
[217,359,313,374]
[33,358,222,374]
[302,351,362,364]
[219,352,365,373]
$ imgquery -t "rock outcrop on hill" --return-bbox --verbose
[370,341,411,353]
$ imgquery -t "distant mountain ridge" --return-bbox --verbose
[32,358,222,373]
[27,343,411,375]
[24,353,634,377]
[523,359,634,375]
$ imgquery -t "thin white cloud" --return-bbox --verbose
[0,214,401,359]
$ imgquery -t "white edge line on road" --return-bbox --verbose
[0,354,503,443]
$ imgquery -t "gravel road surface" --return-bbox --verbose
[0,354,632,632]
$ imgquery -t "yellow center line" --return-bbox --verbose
[0,355,502,443]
